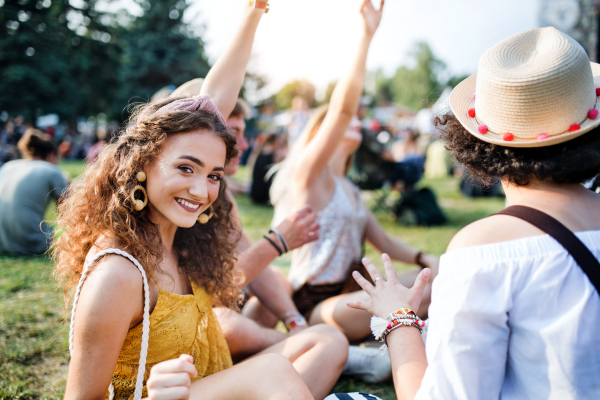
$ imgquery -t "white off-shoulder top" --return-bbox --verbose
[415,231,600,400]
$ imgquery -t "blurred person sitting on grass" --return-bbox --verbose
[54,3,347,400]
[269,0,439,384]
[0,128,68,256]
[349,27,600,400]
[249,132,287,204]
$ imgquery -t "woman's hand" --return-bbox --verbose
[347,253,431,318]
[146,355,198,400]
[360,0,385,37]
[275,205,320,251]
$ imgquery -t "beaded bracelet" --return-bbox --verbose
[370,308,424,355]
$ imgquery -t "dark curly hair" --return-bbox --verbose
[53,96,242,309]
[435,113,600,187]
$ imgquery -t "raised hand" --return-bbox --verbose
[146,354,198,400]
[346,254,431,318]
[360,0,385,37]
[275,205,320,251]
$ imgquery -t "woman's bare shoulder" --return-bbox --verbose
[447,214,544,252]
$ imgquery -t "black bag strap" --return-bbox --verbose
[495,205,600,295]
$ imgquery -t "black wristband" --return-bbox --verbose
[415,251,427,268]
[263,235,283,256]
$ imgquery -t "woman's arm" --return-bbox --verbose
[295,0,385,187]
[200,5,266,119]
[364,210,439,270]
[348,253,511,400]
[64,256,146,400]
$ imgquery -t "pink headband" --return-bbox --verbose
[154,95,227,125]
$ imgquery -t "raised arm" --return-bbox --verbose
[200,4,267,119]
[295,0,384,186]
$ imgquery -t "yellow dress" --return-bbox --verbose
[108,282,232,400]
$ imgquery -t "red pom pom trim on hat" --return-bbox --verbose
[596,88,600,97]
[478,125,488,134]
[468,108,476,118]
[569,124,581,132]
[589,109,599,120]
[537,134,548,141]
[503,133,514,142]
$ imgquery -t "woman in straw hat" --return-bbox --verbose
[56,3,348,400]
[347,27,600,399]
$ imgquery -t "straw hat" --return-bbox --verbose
[450,27,600,148]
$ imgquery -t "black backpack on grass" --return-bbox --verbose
[392,187,447,226]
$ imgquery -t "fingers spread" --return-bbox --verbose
[411,268,431,303]
[381,253,399,283]
[362,257,383,282]
[352,271,374,294]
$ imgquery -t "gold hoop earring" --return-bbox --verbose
[131,185,148,211]
[197,206,214,224]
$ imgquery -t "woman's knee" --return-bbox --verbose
[305,324,349,365]
[252,354,311,392]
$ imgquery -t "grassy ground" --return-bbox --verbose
[0,161,505,399]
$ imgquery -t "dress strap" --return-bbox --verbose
[69,248,150,400]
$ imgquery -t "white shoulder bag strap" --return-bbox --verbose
[69,248,151,400]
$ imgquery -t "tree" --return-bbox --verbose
[374,42,447,110]
[115,0,211,120]
[273,79,316,110]
[0,0,125,123]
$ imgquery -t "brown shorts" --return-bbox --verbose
[292,261,374,319]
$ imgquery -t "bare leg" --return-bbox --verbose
[214,307,286,362]
[252,324,349,400]
[189,353,313,400]
[309,269,435,341]
[309,291,372,342]
[243,266,293,328]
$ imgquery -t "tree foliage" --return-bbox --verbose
[0,0,123,122]
[374,42,467,110]
[273,79,316,110]
[1,0,211,123]
[115,0,210,120]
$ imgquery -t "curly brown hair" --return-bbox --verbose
[435,113,600,187]
[52,96,242,309]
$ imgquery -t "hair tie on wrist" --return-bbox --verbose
[263,235,283,256]
[269,228,289,253]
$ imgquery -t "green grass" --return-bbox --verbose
[0,162,505,399]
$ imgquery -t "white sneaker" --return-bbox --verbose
[341,345,392,383]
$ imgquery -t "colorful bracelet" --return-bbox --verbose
[248,0,269,13]
[370,308,424,355]
[284,316,307,331]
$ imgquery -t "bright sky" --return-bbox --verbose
[187,0,540,99]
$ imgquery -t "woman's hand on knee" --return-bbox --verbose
[346,253,431,318]
[147,354,197,400]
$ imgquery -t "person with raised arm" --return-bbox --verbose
[56,3,347,400]
[348,28,600,399]
[269,0,439,383]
